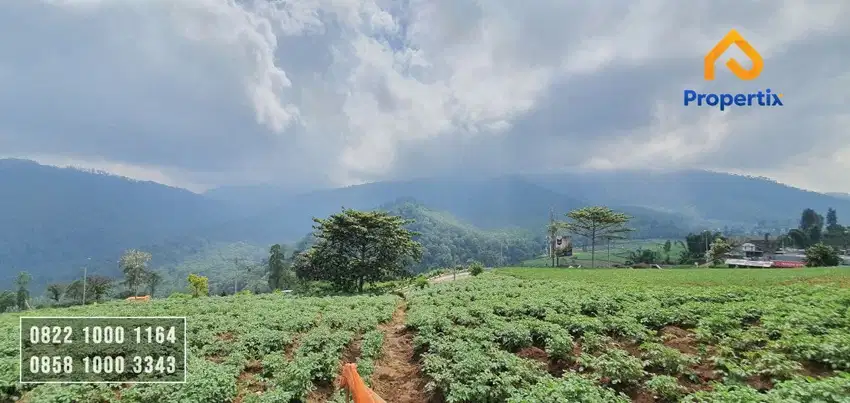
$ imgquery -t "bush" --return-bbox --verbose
[414,275,429,289]
[469,261,484,276]
[804,243,841,267]
[645,375,685,402]
[508,373,629,403]
[168,292,191,299]
[188,273,209,297]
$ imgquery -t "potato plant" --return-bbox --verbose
[406,274,850,402]
[0,293,398,402]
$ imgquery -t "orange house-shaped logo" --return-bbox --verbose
[704,29,763,80]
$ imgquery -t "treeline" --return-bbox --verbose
[784,208,849,250]
[4,202,540,310]
[391,202,544,269]
[626,208,848,267]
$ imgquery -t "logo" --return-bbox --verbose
[684,29,783,111]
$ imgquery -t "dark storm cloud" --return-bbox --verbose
[0,0,847,191]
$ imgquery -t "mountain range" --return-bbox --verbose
[3,158,850,290]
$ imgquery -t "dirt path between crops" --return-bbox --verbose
[429,271,470,283]
[369,301,431,403]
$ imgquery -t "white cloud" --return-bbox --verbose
[0,0,848,191]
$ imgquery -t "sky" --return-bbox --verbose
[0,0,848,193]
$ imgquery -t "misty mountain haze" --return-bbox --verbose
[3,158,849,289]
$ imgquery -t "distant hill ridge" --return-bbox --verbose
[2,158,849,289]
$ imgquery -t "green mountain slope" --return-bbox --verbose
[292,199,547,271]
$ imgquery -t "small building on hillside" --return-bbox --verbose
[729,238,779,260]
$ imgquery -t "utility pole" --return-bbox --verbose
[82,257,90,305]
[549,207,556,267]
[500,238,504,267]
[233,257,241,294]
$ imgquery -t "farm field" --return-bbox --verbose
[498,266,850,286]
[2,267,850,402]
[520,239,686,267]
[1,293,408,403]
[405,270,850,402]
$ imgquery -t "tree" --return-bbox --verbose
[267,244,287,290]
[679,231,723,264]
[706,238,732,266]
[188,273,209,297]
[562,207,631,268]
[469,261,484,276]
[46,284,64,303]
[0,291,15,312]
[794,209,824,247]
[662,240,673,264]
[804,243,841,267]
[295,209,423,292]
[826,208,839,230]
[119,249,152,297]
[65,280,84,303]
[145,271,162,297]
[625,249,660,265]
[87,276,114,302]
[16,271,31,310]
[547,209,559,267]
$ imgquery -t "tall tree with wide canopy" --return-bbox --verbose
[294,208,423,292]
[562,206,631,268]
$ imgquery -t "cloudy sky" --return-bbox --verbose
[0,0,847,193]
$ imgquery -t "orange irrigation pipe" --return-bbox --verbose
[339,363,386,403]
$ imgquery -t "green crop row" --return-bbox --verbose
[406,273,850,402]
[0,293,399,402]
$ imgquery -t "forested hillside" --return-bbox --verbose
[0,159,240,287]
[528,171,850,225]
[383,201,545,269]
[5,159,850,290]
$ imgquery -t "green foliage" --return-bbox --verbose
[578,349,646,386]
[295,208,423,292]
[296,202,545,273]
[641,342,697,375]
[469,261,484,276]
[86,275,114,302]
[625,248,661,265]
[64,280,84,303]
[168,292,191,299]
[187,273,209,297]
[706,237,732,266]
[413,275,429,289]
[680,231,723,264]
[0,289,399,402]
[15,271,31,310]
[507,373,629,402]
[645,374,686,402]
[407,270,850,402]
[144,271,162,297]
[562,206,632,268]
[267,244,289,291]
[45,284,64,302]
[804,243,841,267]
[120,249,152,297]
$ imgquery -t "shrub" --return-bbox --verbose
[414,275,429,289]
[188,273,209,297]
[508,373,630,402]
[804,243,841,267]
[469,261,484,276]
[645,375,685,402]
